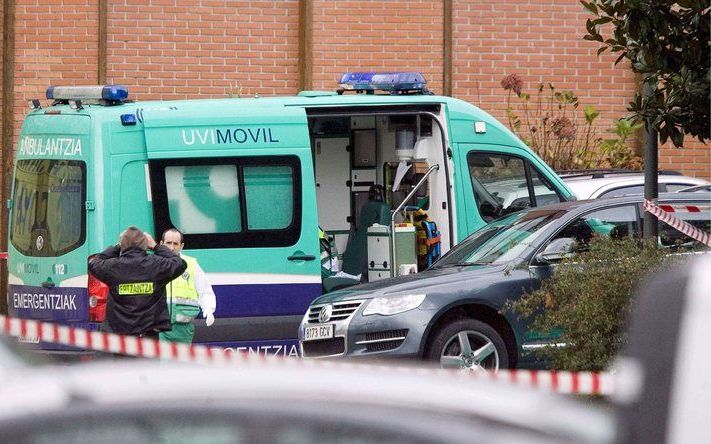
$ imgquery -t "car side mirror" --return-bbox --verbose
[535,237,577,264]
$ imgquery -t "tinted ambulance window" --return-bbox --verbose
[10,160,86,257]
[530,167,564,206]
[243,165,294,230]
[151,156,301,249]
[165,164,242,234]
[468,152,561,220]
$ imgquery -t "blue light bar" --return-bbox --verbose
[46,85,129,103]
[339,72,428,94]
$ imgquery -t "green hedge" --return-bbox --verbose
[508,237,671,371]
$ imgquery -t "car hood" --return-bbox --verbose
[313,263,510,304]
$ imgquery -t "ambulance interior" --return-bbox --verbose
[307,111,450,288]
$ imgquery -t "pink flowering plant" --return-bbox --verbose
[501,74,642,171]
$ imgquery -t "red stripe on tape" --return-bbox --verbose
[102,332,110,353]
[2,316,9,335]
[571,372,579,394]
[20,319,27,338]
[136,335,143,357]
[0,252,7,260]
[551,371,559,391]
[118,335,127,355]
[592,373,600,394]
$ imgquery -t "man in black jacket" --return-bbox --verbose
[89,226,187,337]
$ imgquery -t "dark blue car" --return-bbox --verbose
[299,193,711,370]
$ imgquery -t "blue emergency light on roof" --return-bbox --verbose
[338,72,430,95]
[46,85,129,104]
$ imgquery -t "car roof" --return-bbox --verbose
[0,355,614,443]
[563,173,708,200]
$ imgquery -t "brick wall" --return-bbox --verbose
[311,0,444,93]
[13,0,99,135]
[107,0,300,100]
[450,1,636,137]
[1,0,708,180]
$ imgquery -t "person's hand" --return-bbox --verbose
[205,312,215,327]
[144,233,157,250]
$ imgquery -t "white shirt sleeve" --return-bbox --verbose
[193,260,216,315]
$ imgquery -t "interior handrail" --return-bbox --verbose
[390,164,440,277]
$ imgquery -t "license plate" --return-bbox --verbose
[303,324,334,341]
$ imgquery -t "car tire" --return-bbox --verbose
[425,319,509,371]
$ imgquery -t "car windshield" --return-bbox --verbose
[434,208,567,267]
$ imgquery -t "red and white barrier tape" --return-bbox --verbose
[0,314,613,395]
[1,314,242,366]
[0,252,7,260]
[644,199,711,246]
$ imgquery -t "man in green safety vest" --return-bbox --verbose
[159,228,217,343]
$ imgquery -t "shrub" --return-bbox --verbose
[501,74,643,171]
[506,237,669,371]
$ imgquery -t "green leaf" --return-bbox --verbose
[584,105,600,123]
[593,16,613,26]
[670,127,684,147]
[580,0,598,15]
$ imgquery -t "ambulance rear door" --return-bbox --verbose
[7,113,92,340]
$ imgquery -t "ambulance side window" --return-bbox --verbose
[467,152,562,221]
[151,156,302,248]
[165,164,242,234]
[243,165,294,230]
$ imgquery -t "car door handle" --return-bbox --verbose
[288,254,316,261]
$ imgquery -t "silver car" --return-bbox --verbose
[561,170,708,199]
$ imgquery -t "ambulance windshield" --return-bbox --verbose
[10,159,86,257]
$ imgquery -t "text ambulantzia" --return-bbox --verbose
[18,136,83,157]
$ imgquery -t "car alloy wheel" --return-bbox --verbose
[426,319,509,371]
[441,330,499,371]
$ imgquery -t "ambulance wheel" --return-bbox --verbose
[425,319,508,371]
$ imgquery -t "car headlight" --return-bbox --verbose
[362,294,426,316]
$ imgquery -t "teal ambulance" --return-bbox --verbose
[6,72,574,354]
